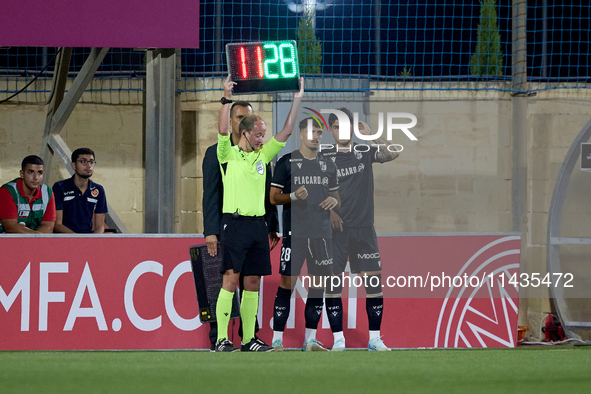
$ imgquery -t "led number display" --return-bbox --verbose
[226,41,301,94]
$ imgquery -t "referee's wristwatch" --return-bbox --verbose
[220,97,233,105]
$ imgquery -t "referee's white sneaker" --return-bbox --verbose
[368,337,391,351]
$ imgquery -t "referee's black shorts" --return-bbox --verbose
[219,213,272,276]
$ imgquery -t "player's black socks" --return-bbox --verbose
[365,274,384,331]
[366,297,384,331]
[325,296,343,333]
[304,288,325,329]
[273,286,292,331]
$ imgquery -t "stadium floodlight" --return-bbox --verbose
[282,0,334,13]
[283,0,334,30]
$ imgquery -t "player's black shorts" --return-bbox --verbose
[280,236,333,277]
[219,213,272,276]
[332,226,381,274]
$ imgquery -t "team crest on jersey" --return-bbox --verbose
[319,161,327,172]
[91,189,99,197]
[355,151,363,160]
[256,160,264,175]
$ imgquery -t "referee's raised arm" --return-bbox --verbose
[218,76,236,136]
[275,77,305,143]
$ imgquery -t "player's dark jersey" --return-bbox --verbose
[322,145,380,228]
[271,150,338,239]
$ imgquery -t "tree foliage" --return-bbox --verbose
[470,0,504,76]
[399,67,413,77]
[297,12,322,74]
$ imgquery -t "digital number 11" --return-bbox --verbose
[239,45,265,79]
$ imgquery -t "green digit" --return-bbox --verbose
[263,44,279,79]
[279,43,297,77]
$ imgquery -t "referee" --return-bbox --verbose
[202,99,279,351]
[214,76,304,352]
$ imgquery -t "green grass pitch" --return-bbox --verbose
[1,347,590,394]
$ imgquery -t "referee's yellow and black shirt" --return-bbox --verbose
[217,133,285,217]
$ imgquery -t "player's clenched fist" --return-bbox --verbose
[294,185,308,200]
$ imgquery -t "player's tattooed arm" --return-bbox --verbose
[357,121,399,163]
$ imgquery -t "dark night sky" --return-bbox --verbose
[191,0,591,79]
[1,1,589,81]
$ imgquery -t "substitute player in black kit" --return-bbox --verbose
[269,118,340,351]
[322,108,399,351]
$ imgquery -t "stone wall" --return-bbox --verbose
[0,102,145,233]
[2,81,591,338]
